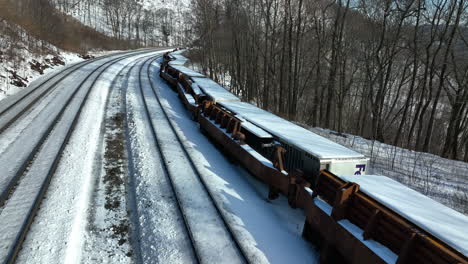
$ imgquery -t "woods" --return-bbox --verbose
[0,0,191,52]
[51,0,191,47]
[189,0,468,161]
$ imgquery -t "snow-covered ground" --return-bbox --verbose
[0,20,84,102]
[309,127,468,215]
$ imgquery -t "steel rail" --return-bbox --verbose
[135,55,201,263]
[140,57,250,263]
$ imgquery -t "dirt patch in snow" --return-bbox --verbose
[103,113,126,211]
[79,54,96,60]
[6,69,28,87]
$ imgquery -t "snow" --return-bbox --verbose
[192,77,240,103]
[240,118,273,139]
[0,61,91,202]
[8,50,165,264]
[191,82,203,96]
[79,55,158,263]
[219,101,366,159]
[241,144,276,169]
[338,220,398,264]
[178,83,197,105]
[151,59,319,263]
[55,0,192,46]
[170,65,206,78]
[338,174,468,257]
[313,197,332,216]
[0,54,102,261]
[126,57,196,263]
[140,58,246,263]
[169,54,189,66]
[0,20,83,102]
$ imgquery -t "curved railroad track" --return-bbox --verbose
[131,56,250,263]
[0,49,162,264]
[0,49,153,135]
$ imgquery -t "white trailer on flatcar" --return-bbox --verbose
[218,101,369,177]
[166,51,369,178]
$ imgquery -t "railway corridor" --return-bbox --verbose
[0,50,317,264]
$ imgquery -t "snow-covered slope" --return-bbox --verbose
[52,0,192,46]
[0,20,83,101]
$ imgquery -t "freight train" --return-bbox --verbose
[160,50,369,181]
[158,50,468,264]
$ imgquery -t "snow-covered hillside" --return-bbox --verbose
[51,0,192,46]
[309,127,468,215]
[0,20,83,101]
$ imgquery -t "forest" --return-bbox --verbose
[0,0,191,52]
[189,0,468,162]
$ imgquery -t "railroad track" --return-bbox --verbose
[133,56,249,263]
[0,49,160,206]
[0,49,153,135]
[0,49,162,264]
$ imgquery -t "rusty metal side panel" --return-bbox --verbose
[198,114,289,195]
[160,72,178,88]
[309,170,468,264]
[176,84,197,114]
[299,187,386,264]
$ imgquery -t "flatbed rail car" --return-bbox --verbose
[158,51,468,263]
[297,171,468,264]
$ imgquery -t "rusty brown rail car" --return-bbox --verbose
[158,51,468,264]
[296,171,468,264]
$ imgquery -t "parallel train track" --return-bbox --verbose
[133,56,250,263]
[0,49,152,135]
[0,49,160,264]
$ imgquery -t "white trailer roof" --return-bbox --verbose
[171,49,186,55]
[168,54,189,65]
[192,77,240,103]
[219,101,365,159]
[191,82,203,96]
[170,65,205,78]
[339,174,468,257]
[238,118,273,139]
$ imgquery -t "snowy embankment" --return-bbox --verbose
[0,20,83,101]
[309,127,468,215]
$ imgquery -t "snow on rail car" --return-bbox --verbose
[299,171,468,264]
[219,101,369,177]
[191,77,240,103]
[169,65,205,78]
[338,174,468,258]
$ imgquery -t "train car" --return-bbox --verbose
[217,101,369,179]
[298,170,468,264]
[160,51,369,182]
[190,75,369,179]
